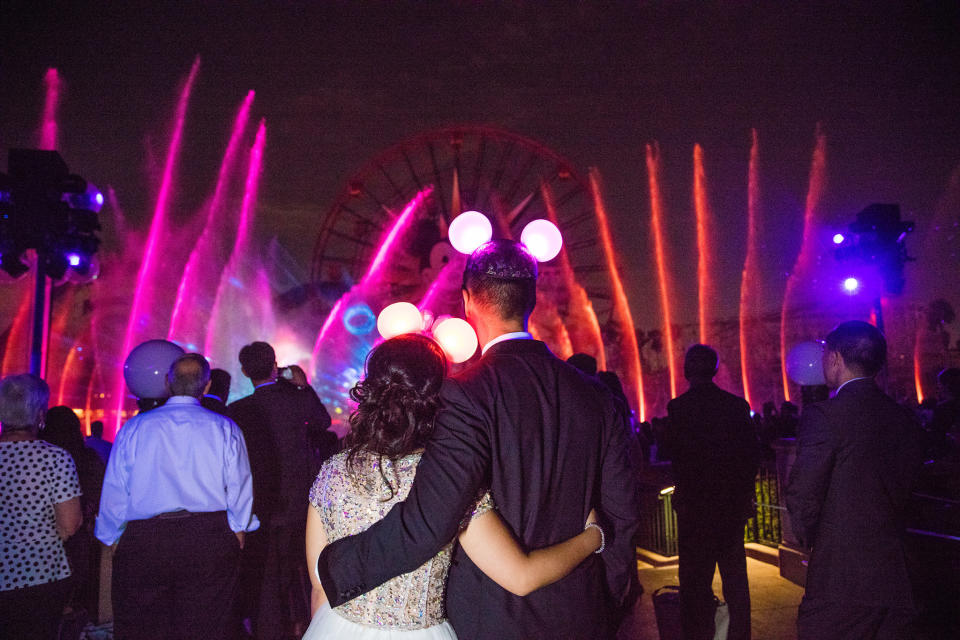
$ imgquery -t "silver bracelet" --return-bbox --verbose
[584,521,605,554]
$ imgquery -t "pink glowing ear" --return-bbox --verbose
[520,219,563,262]
[377,302,424,339]
[448,211,493,254]
[432,317,478,363]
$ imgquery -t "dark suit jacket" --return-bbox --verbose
[785,378,922,608]
[228,379,336,525]
[666,382,760,518]
[317,339,641,640]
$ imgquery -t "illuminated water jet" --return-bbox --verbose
[541,183,606,369]
[589,168,645,420]
[693,144,716,345]
[115,56,200,433]
[646,143,679,400]
[169,90,255,346]
[40,68,59,150]
[780,125,827,403]
[739,130,762,408]
[204,120,270,393]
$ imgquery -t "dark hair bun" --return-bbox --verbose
[345,334,447,477]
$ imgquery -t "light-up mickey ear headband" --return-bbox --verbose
[448,211,564,261]
[376,302,479,363]
[374,211,563,363]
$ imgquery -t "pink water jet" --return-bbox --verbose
[114,56,200,434]
[780,125,827,403]
[310,188,433,372]
[40,68,60,150]
[589,168,645,420]
[169,90,255,347]
[204,120,269,374]
[739,130,762,408]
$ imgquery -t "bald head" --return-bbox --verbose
[167,354,211,398]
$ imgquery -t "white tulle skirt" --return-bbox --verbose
[302,602,458,640]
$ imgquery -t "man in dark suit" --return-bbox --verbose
[786,321,923,640]
[200,368,231,415]
[666,344,760,640]
[317,239,641,640]
[228,342,337,640]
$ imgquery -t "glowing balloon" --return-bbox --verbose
[786,341,826,386]
[520,219,563,262]
[123,339,185,399]
[377,302,423,339]
[448,211,493,255]
[343,303,376,335]
[432,317,478,363]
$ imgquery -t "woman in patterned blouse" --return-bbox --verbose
[0,374,83,640]
[303,334,603,639]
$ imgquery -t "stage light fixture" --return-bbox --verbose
[843,277,860,293]
[832,233,845,245]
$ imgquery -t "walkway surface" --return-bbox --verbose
[617,555,805,640]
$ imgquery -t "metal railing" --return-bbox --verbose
[636,457,784,556]
[744,459,783,547]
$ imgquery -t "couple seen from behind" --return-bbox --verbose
[303,239,642,639]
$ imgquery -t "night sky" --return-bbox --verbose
[3,0,959,329]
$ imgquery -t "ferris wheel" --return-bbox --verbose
[311,125,616,324]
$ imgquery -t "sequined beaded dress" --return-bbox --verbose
[303,450,490,639]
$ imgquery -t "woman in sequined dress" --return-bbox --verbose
[303,334,603,639]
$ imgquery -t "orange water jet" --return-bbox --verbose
[589,169,645,420]
[646,144,679,399]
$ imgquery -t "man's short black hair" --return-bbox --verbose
[239,341,276,380]
[684,344,719,380]
[90,420,104,438]
[824,321,886,377]
[462,240,538,322]
[208,368,231,402]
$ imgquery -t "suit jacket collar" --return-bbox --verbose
[835,376,877,397]
[482,337,551,359]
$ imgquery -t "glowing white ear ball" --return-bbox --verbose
[377,302,423,339]
[448,211,493,255]
[432,317,478,363]
[520,219,563,262]
[786,341,827,386]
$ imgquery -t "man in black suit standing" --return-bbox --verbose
[228,342,337,640]
[666,344,760,640]
[786,321,922,640]
[317,239,641,639]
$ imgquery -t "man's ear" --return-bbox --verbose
[203,379,212,396]
[461,288,471,315]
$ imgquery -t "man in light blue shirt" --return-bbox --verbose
[96,353,258,640]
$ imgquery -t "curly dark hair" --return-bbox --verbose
[344,333,447,498]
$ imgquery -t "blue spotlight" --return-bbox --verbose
[66,253,82,267]
[843,277,860,294]
[832,233,845,245]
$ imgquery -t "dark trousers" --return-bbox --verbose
[241,519,310,640]
[112,511,241,640]
[797,597,915,640]
[0,578,72,640]
[678,511,751,640]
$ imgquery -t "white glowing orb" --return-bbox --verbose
[432,317,478,363]
[843,277,860,293]
[520,219,563,262]
[377,302,423,339]
[448,211,493,255]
